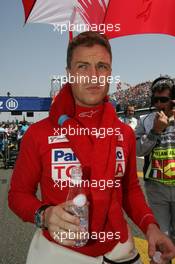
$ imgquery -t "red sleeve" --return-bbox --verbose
[8,126,43,223]
[122,127,159,234]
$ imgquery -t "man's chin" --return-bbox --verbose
[84,98,104,107]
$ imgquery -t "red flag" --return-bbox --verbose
[104,0,175,38]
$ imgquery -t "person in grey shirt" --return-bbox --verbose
[136,76,175,252]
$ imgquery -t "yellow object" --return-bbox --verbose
[137,171,143,177]
[134,237,175,264]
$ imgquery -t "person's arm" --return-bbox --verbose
[122,127,158,233]
[8,125,82,246]
[123,128,175,262]
[8,126,44,223]
[146,223,175,262]
[136,111,169,157]
[135,116,160,157]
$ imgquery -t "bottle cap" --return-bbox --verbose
[152,251,162,264]
[73,194,87,207]
[71,167,82,180]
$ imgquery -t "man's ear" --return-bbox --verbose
[66,67,70,77]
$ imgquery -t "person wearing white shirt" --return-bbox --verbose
[120,105,138,130]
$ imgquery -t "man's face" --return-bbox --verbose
[126,106,135,117]
[67,44,112,107]
[153,89,172,115]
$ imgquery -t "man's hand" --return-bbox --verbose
[153,111,169,134]
[44,201,80,246]
[171,100,175,119]
[146,224,175,263]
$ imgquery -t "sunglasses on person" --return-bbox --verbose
[152,96,171,104]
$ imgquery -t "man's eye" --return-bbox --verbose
[98,64,109,70]
[78,64,87,69]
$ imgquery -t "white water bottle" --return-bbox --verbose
[66,167,89,247]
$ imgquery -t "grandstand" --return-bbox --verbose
[109,75,174,111]
[109,80,152,111]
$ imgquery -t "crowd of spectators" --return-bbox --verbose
[110,81,152,111]
[0,121,30,152]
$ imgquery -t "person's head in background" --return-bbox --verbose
[125,104,135,118]
[66,31,112,108]
[151,76,175,117]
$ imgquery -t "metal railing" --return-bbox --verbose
[117,107,156,118]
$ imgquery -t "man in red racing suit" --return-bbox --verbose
[8,31,175,264]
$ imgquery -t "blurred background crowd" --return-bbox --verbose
[0,77,172,168]
[110,80,152,111]
[0,121,30,168]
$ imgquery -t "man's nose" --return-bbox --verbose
[155,101,165,110]
[89,66,99,77]
[156,101,163,107]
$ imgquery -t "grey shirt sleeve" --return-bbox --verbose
[135,115,161,156]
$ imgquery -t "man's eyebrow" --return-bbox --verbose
[97,61,111,67]
[75,61,111,66]
[75,61,90,65]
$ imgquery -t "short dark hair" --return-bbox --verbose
[67,31,112,69]
[126,104,135,110]
[124,104,135,115]
[151,76,175,97]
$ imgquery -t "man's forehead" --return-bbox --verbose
[71,44,111,61]
[154,89,171,95]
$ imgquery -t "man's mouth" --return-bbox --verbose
[86,86,101,91]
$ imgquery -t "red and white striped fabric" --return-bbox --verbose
[22,0,175,38]
[22,0,109,26]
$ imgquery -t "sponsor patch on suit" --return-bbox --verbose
[51,148,80,181]
[115,147,125,177]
